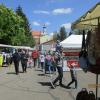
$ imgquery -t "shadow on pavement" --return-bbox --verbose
[59,84,68,89]
[37,74,45,76]
[6,71,24,75]
[38,82,51,86]
[38,82,70,89]
[60,84,76,90]
[35,69,42,71]
[6,72,16,75]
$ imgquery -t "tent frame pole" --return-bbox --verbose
[96,74,98,100]
[95,18,100,100]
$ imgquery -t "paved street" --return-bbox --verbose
[0,65,99,100]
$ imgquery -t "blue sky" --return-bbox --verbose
[0,0,100,34]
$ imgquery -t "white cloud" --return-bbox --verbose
[50,32,54,36]
[32,21,51,27]
[32,21,40,26]
[33,10,50,14]
[33,8,72,15]
[52,8,72,15]
[61,23,71,30]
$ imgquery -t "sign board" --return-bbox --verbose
[63,51,81,70]
[67,60,80,68]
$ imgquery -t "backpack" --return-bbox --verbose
[79,30,96,72]
[76,88,89,100]
[88,91,96,100]
[79,50,88,72]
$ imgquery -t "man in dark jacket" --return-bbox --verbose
[51,51,64,88]
[21,50,28,73]
[55,40,62,52]
[12,49,20,75]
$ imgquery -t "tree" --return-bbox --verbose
[53,31,58,42]
[16,6,35,47]
[59,27,67,41]
[0,4,25,45]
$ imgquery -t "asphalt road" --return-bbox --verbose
[0,65,99,100]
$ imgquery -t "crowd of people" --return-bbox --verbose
[0,40,97,100]
[0,40,74,90]
[0,40,78,90]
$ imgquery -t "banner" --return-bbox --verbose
[63,51,81,71]
[67,60,80,68]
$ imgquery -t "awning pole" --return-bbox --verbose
[96,74,98,100]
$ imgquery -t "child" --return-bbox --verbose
[28,56,32,68]
[66,62,77,89]
[39,52,45,71]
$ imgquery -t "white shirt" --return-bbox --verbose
[40,54,45,62]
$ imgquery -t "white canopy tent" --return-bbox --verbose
[0,44,34,51]
[60,35,82,49]
[0,44,12,48]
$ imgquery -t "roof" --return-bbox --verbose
[31,30,41,36]
[72,2,100,30]
[61,35,86,48]
[0,44,12,48]
[0,44,33,50]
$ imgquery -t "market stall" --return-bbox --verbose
[60,35,84,71]
[71,2,100,99]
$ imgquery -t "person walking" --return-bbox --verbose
[12,49,20,75]
[45,52,52,74]
[55,40,62,53]
[28,56,32,68]
[66,63,77,89]
[21,50,28,73]
[39,52,45,71]
[51,51,64,88]
[32,49,38,68]
[0,53,3,67]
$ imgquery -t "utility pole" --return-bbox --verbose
[42,24,47,35]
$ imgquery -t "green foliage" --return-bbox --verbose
[16,6,35,47]
[53,31,58,42]
[59,27,67,41]
[53,27,67,42]
[0,4,25,45]
[53,31,62,42]
[0,4,34,47]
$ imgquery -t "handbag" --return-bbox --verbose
[79,50,96,72]
[88,91,95,100]
[79,30,96,72]
[79,50,88,72]
[76,88,89,100]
